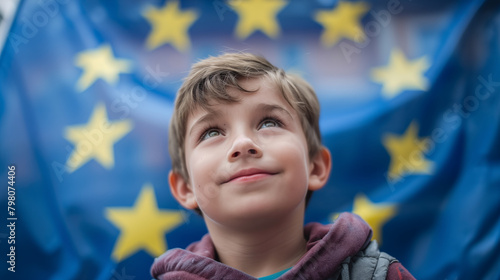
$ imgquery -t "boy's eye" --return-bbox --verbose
[201,129,221,141]
[259,118,281,129]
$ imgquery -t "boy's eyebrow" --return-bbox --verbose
[257,103,294,120]
[188,110,222,136]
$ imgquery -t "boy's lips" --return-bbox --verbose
[222,168,278,184]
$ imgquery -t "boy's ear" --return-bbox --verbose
[308,147,332,191]
[169,171,198,210]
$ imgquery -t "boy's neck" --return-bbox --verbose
[205,209,307,278]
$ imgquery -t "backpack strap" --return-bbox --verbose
[373,251,398,280]
[335,240,398,280]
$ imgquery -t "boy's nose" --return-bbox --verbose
[227,136,263,161]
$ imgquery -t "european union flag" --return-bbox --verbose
[0,0,499,279]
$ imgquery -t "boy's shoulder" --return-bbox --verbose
[304,213,415,279]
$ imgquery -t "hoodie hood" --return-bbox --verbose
[151,212,372,280]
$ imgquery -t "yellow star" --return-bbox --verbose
[143,1,198,52]
[75,45,132,92]
[105,184,185,262]
[230,0,288,39]
[64,103,133,173]
[314,1,369,47]
[371,49,430,98]
[351,193,397,243]
[383,121,434,183]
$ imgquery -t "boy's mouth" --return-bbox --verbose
[222,168,278,184]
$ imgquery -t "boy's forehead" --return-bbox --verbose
[186,82,295,125]
[187,98,234,121]
[187,77,270,114]
[235,76,265,91]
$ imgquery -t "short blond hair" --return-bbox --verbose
[169,53,322,181]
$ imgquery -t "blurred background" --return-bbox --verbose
[0,0,499,279]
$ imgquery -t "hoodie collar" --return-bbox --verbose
[151,213,372,280]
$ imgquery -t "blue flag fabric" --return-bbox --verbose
[1,0,499,279]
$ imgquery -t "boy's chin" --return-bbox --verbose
[204,200,305,230]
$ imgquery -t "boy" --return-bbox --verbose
[151,53,415,279]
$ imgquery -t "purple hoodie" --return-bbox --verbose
[151,213,415,279]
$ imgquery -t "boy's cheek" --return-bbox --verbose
[191,167,223,201]
[193,183,222,212]
[268,138,308,161]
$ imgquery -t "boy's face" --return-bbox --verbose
[173,77,325,228]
